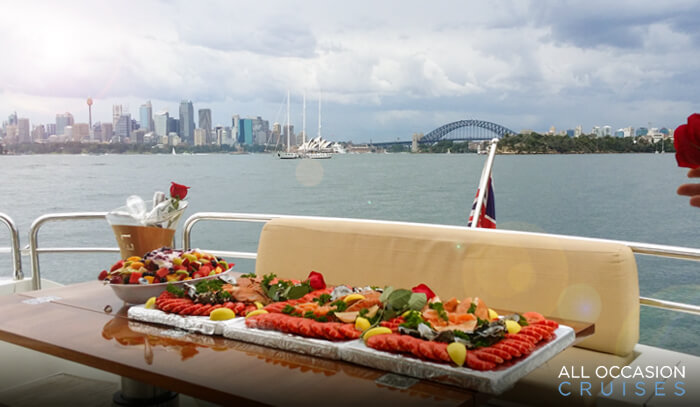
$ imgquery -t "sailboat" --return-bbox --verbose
[278,91,300,159]
[171,147,176,155]
[306,91,332,159]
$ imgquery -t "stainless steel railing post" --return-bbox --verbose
[29,212,119,290]
[0,213,23,280]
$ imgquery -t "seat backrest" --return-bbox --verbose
[255,217,639,356]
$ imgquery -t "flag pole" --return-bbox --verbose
[470,138,499,228]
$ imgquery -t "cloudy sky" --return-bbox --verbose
[1,0,699,142]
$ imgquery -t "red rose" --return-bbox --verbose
[307,271,326,290]
[411,283,436,300]
[674,114,700,169]
[170,182,190,200]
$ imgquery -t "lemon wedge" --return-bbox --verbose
[245,309,269,319]
[505,319,522,334]
[210,308,236,321]
[343,293,365,304]
[144,297,157,309]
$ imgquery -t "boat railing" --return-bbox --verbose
[183,212,700,317]
[12,210,700,316]
[29,212,120,290]
[0,213,23,281]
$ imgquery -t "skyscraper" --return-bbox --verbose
[198,108,212,144]
[179,100,194,144]
[17,118,30,143]
[56,112,74,136]
[112,105,124,129]
[231,115,240,144]
[154,112,169,138]
[140,101,153,132]
[115,114,131,142]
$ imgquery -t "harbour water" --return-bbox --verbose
[0,152,697,354]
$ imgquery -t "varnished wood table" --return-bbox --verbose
[0,281,595,406]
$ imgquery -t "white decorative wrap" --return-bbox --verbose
[127,305,236,335]
[339,325,575,394]
[222,319,344,360]
[126,305,576,394]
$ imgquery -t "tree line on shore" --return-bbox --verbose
[416,133,674,154]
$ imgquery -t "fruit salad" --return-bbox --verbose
[98,247,232,284]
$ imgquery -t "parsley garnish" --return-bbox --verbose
[331,300,348,312]
[314,293,332,305]
[282,304,296,314]
[240,273,256,278]
[166,283,185,297]
[467,302,477,314]
[400,310,432,330]
[195,279,224,293]
[429,302,449,322]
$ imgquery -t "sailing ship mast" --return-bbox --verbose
[286,90,291,153]
[318,90,322,140]
[302,92,306,146]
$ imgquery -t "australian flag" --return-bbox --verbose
[467,177,496,228]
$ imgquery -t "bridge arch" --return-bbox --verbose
[421,120,516,143]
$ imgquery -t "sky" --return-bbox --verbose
[1,0,699,142]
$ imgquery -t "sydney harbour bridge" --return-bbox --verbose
[371,119,516,149]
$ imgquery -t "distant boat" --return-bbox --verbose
[172,147,176,155]
[306,152,332,159]
[278,90,299,160]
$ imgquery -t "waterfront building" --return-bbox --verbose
[72,123,90,142]
[636,127,648,137]
[659,127,670,136]
[603,125,612,137]
[566,129,575,137]
[198,109,212,143]
[283,124,295,146]
[154,112,168,137]
[231,115,240,143]
[4,125,18,144]
[7,112,17,126]
[574,125,583,137]
[251,116,270,145]
[272,122,281,144]
[179,100,194,144]
[56,112,74,136]
[239,118,254,145]
[45,123,56,137]
[92,122,102,142]
[168,117,179,136]
[31,124,46,142]
[112,105,124,129]
[101,123,113,142]
[143,132,156,145]
[194,128,207,146]
[133,129,146,144]
[114,114,131,142]
[139,101,153,132]
[168,132,180,146]
[64,125,73,140]
[17,118,30,143]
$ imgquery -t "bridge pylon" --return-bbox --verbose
[411,132,424,153]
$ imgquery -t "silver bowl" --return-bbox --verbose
[108,268,234,304]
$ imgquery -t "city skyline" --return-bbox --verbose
[1,1,699,142]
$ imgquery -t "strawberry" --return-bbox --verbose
[110,260,124,272]
[98,270,108,280]
[129,272,142,284]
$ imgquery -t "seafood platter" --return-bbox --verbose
[101,248,575,394]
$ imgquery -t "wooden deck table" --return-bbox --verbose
[0,281,595,406]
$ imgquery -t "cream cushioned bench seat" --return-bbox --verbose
[255,218,641,405]
[256,217,639,356]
